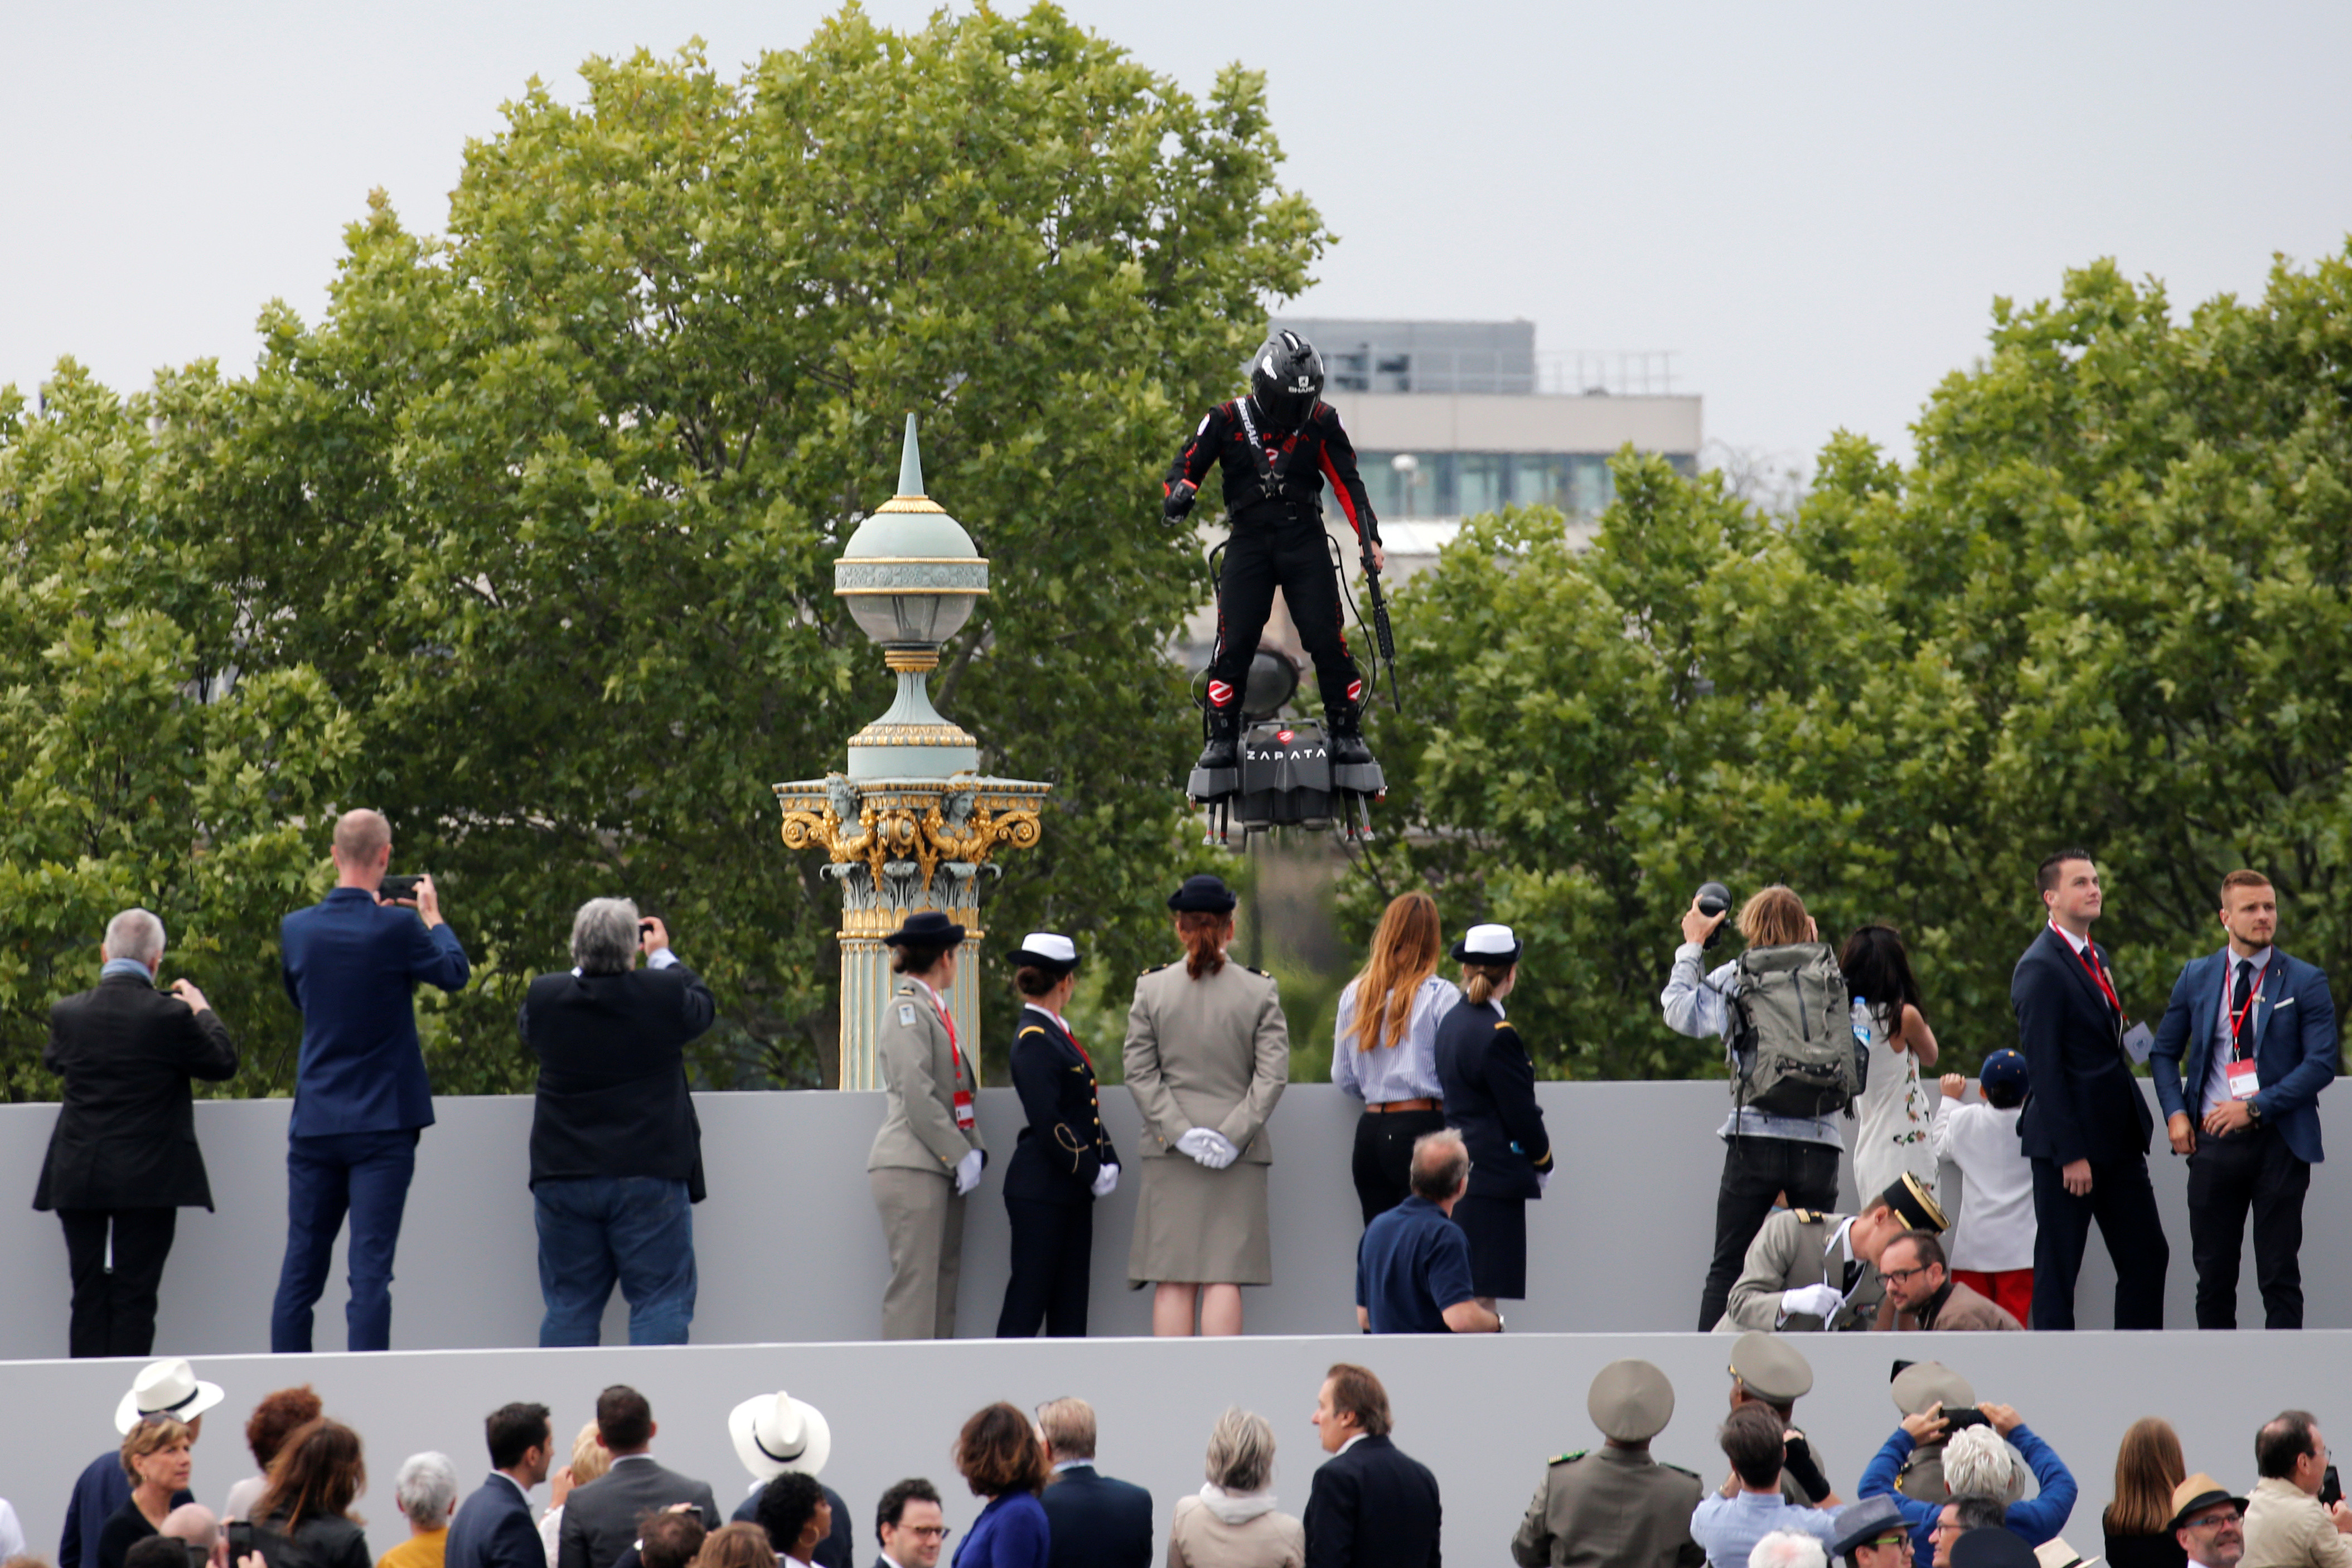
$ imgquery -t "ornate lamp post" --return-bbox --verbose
[774,416,1051,1089]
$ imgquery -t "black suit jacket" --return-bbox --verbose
[1434,1000,1552,1199]
[2013,926,2154,1165]
[36,972,239,1211]
[1040,1465,1153,1568]
[1005,1008,1122,1206]
[447,1475,543,1568]
[522,961,717,1198]
[1305,1435,1441,1568]
[556,1456,719,1568]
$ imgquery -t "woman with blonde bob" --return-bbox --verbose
[1125,874,1290,1337]
[1331,891,1461,1226]
[96,1418,195,1568]
[1167,1409,1303,1568]
[1662,883,1848,1332]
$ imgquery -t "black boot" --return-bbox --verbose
[1195,705,1242,770]
[1329,700,1373,765]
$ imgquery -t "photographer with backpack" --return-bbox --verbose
[1664,884,1860,1332]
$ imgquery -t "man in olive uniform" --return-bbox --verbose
[1886,1363,1976,1506]
[1512,1359,1705,1568]
[1717,1174,1948,1333]
[1727,1333,1838,1507]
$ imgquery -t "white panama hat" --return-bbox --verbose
[728,1391,832,1482]
[115,1358,225,1435]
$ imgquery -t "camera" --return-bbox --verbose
[379,874,423,902]
[1696,881,1731,951]
[1940,1407,1991,1433]
[639,919,656,938]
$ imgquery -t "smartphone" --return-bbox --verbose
[379,874,423,902]
[2322,1465,2340,1508]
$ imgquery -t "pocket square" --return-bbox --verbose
[2274,996,2296,1009]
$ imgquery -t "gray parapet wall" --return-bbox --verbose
[1,1082,2344,1358]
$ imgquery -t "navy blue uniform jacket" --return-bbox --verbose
[2012,926,2153,1165]
[1434,1000,1552,1199]
[2148,947,2336,1165]
[1004,1005,1121,1206]
[279,887,471,1137]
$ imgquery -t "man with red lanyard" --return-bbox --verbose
[2150,870,2340,1328]
[2011,849,2169,1329]
[865,910,987,1339]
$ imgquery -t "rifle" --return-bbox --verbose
[1361,540,1401,714]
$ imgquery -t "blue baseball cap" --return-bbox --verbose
[1980,1049,2029,1093]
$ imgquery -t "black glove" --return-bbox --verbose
[1781,1431,1832,1503]
[1163,479,1197,522]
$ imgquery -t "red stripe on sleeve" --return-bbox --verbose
[1319,447,1362,537]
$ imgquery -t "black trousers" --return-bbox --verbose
[996,1197,1093,1338]
[2029,1154,2169,1329]
[1348,1107,1448,1227]
[57,1208,178,1359]
[1207,522,1361,715]
[2186,1125,2310,1329]
[1697,1136,1841,1330]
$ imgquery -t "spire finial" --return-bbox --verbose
[898,413,925,497]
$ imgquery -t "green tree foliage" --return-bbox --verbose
[1353,248,2352,1078]
[0,4,1324,1096]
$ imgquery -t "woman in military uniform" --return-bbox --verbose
[1435,923,1554,1308]
[1124,874,1290,1337]
[865,910,985,1340]
[995,931,1121,1338]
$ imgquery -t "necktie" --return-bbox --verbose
[2232,960,2254,1059]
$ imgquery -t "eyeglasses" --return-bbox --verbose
[2185,1511,2242,1531]
[906,1527,951,1542]
[1863,1537,1914,1553]
[1880,1262,1935,1284]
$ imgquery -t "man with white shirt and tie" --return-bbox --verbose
[2149,870,2339,1329]
[446,1404,552,1568]
[2011,849,2168,1329]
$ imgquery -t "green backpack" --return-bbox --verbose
[1729,941,1867,1118]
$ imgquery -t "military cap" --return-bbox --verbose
[1953,1531,2040,1568]
[1890,1360,1976,1417]
[1728,1330,1813,1404]
[1829,1495,1913,1560]
[1876,1171,1949,1233]
[1168,873,1238,913]
[883,910,965,947]
[2167,1474,2247,1532]
[1586,1358,1675,1444]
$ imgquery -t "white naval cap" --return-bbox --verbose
[1018,932,1077,964]
[1457,923,1519,959]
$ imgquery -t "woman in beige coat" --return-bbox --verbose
[1167,1409,1302,1568]
[1125,873,1289,1337]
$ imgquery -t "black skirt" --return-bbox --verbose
[1451,1192,1528,1300]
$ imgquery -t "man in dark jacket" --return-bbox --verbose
[522,899,715,1346]
[2012,849,2167,1329]
[1037,1399,1151,1568]
[35,908,238,1358]
[1305,1364,1442,1568]
[446,1402,552,1568]
[271,807,472,1353]
[556,1387,719,1568]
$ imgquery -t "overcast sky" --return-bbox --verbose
[5,0,2348,470]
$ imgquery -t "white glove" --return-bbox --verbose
[953,1149,985,1197]
[1090,1163,1120,1199]
[1175,1127,1240,1168]
[1535,1169,1552,1196]
[1780,1283,1846,1322]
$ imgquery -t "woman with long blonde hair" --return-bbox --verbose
[1124,874,1290,1337]
[2101,1417,2188,1568]
[1332,891,1461,1225]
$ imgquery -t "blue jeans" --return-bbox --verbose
[534,1175,697,1346]
[270,1127,420,1352]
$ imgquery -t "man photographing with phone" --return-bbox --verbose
[271,807,471,1353]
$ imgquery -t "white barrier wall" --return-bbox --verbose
[3,1082,2348,1358]
[0,1329,2327,1568]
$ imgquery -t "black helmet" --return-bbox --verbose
[1249,330,1324,432]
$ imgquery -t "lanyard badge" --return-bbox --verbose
[933,995,976,1131]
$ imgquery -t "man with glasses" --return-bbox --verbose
[2172,1476,2248,1568]
[2242,1413,2352,1568]
[1929,1501,2010,1568]
[874,1481,947,1568]
[1874,1232,2022,1332]
[1833,1498,1916,1568]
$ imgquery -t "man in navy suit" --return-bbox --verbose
[1304,1364,1442,1568]
[447,1402,552,1568]
[1036,1398,1151,1568]
[2012,849,2168,1329]
[2150,870,2338,1329]
[270,808,472,1352]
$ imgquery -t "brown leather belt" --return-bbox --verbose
[1367,1097,1438,1114]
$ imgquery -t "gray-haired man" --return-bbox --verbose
[521,898,715,1345]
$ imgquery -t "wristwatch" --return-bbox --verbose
[2248,1101,2264,1125]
